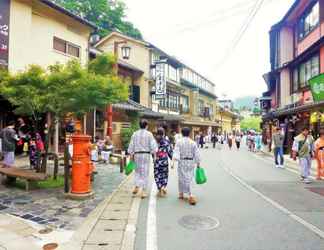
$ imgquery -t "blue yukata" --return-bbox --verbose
[154,137,173,190]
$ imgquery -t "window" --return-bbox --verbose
[298,2,319,40]
[168,65,178,82]
[53,37,66,53]
[181,96,189,113]
[293,54,319,90]
[293,68,299,93]
[198,100,204,115]
[53,37,80,58]
[68,44,80,58]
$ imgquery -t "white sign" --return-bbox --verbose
[155,62,167,99]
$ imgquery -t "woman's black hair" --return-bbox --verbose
[156,127,165,142]
[139,119,148,129]
[7,120,15,126]
[181,127,191,137]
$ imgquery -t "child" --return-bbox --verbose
[101,140,113,163]
[29,133,44,170]
[90,143,99,162]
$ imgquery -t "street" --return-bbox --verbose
[135,145,324,250]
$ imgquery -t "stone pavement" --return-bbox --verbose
[81,175,139,250]
[0,161,126,249]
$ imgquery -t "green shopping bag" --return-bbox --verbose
[125,161,137,176]
[195,167,207,184]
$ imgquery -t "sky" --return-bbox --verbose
[122,0,295,99]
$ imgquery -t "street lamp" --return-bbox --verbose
[106,40,131,138]
[121,45,131,60]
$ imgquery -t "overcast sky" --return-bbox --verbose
[123,0,295,99]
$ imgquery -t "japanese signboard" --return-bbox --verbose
[309,74,324,102]
[0,0,10,68]
[155,62,167,99]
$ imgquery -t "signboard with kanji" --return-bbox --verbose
[0,0,10,68]
[155,62,167,99]
[309,74,324,102]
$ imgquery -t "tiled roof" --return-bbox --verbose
[40,0,97,29]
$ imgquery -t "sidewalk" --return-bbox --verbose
[58,174,139,250]
[259,148,318,179]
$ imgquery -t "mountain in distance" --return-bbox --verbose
[234,96,257,110]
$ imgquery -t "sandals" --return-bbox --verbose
[189,196,197,206]
[132,187,139,195]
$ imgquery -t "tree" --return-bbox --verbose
[52,0,142,39]
[0,53,128,171]
[240,116,262,132]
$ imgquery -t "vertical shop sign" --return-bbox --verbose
[0,0,10,68]
[155,62,167,99]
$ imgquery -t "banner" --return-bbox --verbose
[0,0,10,68]
[155,62,167,99]
[309,74,324,102]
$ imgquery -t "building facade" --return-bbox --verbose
[0,0,95,152]
[262,0,324,152]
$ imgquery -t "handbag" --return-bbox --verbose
[125,160,137,176]
[195,167,207,185]
[23,142,29,152]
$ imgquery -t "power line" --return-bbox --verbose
[214,0,266,70]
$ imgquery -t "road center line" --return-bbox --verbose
[220,163,324,239]
[146,182,158,250]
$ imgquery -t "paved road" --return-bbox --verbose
[135,144,324,250]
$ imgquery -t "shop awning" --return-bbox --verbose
[181,120,221,127]
[113,100,144,111]
[264,100,324,119]
[160,114,184,122]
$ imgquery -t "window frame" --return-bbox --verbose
[53,36,81,58]
[297,1,319,41]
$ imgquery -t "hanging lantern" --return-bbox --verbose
[310,112,317,124]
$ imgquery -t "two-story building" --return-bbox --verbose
[262,0,324,152]
[179,65,220,137]
[0,0,96,152]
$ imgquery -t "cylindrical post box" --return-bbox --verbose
[71,134,92,194]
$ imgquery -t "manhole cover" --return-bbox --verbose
[178,215,219,231]
[42,243,58,250]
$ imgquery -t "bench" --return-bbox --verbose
[0,167,47,191]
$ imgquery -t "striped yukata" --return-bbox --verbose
[174,137,201,195]
[128,129,157,190]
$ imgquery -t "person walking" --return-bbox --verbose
[235,133,241,150]
[199,132,205,149]
[314,129,324,180]
[211,133,218,148]
[128,120,157,199]
[272,127,284,168]
[174,127,201,205]
[0,121,19,168]
[228,133,233,150]
[292,127,314,184]
[255,133,262,152]
[154,128,173,197]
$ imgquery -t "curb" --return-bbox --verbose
[57,173,134,250]
[259,150,318,178]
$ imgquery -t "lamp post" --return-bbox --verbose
[106,41,131,138]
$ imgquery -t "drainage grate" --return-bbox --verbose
[178,215,220,231]
[306,187,324,197]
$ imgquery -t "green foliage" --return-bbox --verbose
[52,0,142,39]
[0,55,128,123]
[121,112,139,151]
[240,116,262,132]
[12,176,65,190]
